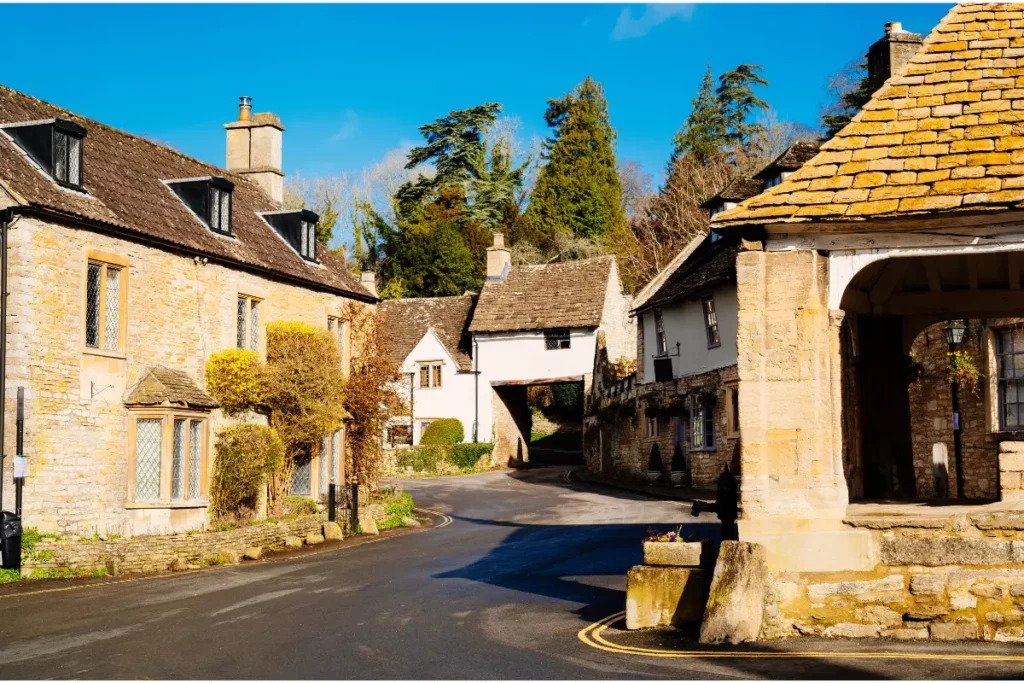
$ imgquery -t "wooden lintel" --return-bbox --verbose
[869,258,910,304]
[881,289,1024,317]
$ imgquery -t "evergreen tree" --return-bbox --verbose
[716,64,769,145]
[821,59,872,140]
[525,76,625,245]
[671,65,729,167]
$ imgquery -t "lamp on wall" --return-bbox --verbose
[944,319,967,499]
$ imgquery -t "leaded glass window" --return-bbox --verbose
[328,317,345,361]
[53,131,84,188]
[104,267,120,351]
[237,296,260,352]
[171,418,185,500]
[999,329,1024,430]
[319,436,329,496]
[703,296,720,348]
[135,418,162,501]
[236,297,246,348]
[292,455,311,495]
[249,299,259,351]
[54,132,68,182]
[188,420,202,499]
[690,397,716,451]
[210,186,231,234]
[331,430,340,484]
[86,263,101,348]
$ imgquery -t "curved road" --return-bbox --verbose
[0,467,1022,679]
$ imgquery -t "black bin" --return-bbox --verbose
[0,511,22,570]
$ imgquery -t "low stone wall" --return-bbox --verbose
[763,512,1024,641]
[25,515,332,576]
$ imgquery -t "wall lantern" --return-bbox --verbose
[944,319,967,348]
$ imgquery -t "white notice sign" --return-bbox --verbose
[13,455,26,479]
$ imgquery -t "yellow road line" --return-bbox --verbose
[416,507,453,528]
[578,612,1024,662]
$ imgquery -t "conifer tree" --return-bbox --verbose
[716,64,769,145]
[524,76,625,245]
[670,65,729,167]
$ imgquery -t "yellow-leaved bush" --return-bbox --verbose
[204,348,265,414]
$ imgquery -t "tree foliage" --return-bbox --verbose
[210,424,285,522]
[524,76,625,246]
[672,66,728,167]
[820,58,872,140]
[204,348,264,415]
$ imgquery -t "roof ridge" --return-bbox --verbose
[0,84,265,199]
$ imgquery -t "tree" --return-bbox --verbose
[524,76,625,245]
[716,64,770,146]
[671,66,729,167]
[619,160,655,219]
[820,59,872,140]
[283,174,347,248]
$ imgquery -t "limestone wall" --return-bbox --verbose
[24,514,328,576]
[764,513,1024,641]
[0,216,366,538]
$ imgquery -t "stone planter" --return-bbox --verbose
[626,565,708,629]
[643,540,704,567]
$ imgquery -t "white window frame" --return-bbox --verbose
[418,361,442,389]
[690,396,716,452]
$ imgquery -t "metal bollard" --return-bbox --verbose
[328,485,336,523]
[350,483,360,534]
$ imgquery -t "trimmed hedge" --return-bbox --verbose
[448,443,494,469]
[396,445,446,473]
[420,418,464,445]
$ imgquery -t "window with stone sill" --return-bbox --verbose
[690,397,716,452]
[129,412,208,504]
[418,362,442,389]
[237,294,261,352]
[327,316,346,364]
[85,260,125,353]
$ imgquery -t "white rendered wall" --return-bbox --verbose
[640,283,738,381]
[600,259,637,363]
[474,328,597,443]
[397,332,478,445]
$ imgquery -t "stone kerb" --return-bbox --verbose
[999,441,1024,500]
[24,515,325,575]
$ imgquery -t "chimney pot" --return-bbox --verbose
[885,21,903,34]
[238,96,252,122]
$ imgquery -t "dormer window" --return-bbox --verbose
[262,210,320,262]
[166,177,234,235]
[3,119,86,190]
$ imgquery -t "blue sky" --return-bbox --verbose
[2,3,951,185]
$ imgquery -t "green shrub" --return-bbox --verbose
[551,383,583,411]
[379,492,415,530]
[283,495,319,517]
[0,568,20,584]
[447,443,493,470]
[395,445,445,473]
[420,418,464,445]
[210,424,285,521]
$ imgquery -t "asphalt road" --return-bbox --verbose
[1,467,1024,679]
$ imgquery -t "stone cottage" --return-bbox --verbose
[0,85,375,538]
[709,4,1024,640]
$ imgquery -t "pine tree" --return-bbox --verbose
[524,76,625,245]
[716,64,769,146]
[671,65,729,167]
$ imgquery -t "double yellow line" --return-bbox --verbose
[578,611,1024,662]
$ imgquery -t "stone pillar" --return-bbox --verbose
[491,385,530,466]
[734,248,874,572]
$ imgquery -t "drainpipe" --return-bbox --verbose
[473,337,479,443]
[0,208,9,512]
[408,372,415,446]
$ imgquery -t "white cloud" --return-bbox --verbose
[329,110,359,143]
[611,4,695,41]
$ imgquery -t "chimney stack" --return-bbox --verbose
[360,271,378,298]
[486,232,511,282]
[224,96,285,204]
[866,21,923,94]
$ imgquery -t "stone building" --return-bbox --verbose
[708,4,1024,640]
[0,85,375,538]
[584,142,819,489]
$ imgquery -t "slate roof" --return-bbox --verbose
[752,141,822,179]
[468,256,614,333]
[0,84,373,301]
[636,236,740,312]
[124,366,219,410]
[703,177,765,208]
[714,3,1024,228]
[378,294,476,371]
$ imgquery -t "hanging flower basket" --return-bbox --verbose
[947,349,981,396]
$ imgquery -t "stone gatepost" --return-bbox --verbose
[734,246,876,572]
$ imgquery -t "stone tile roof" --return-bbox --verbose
[378,294,476,371]
[752,141,822,178]
[124,366,219,410]
[713,4,1024,228]
[705,177,765,207]
[0,85,373,301]
[468,256,614,333]
[637,236,739,312]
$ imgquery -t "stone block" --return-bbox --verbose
[807,575,905,601]
[930,622,978,641]
[905,606,950,621]
[825,623,882,638]
[855,605,903,628]
[322,522,343,541]
[883,628,929,640]
[971,583,1004,599]
[625,565,708,630]
[951,593,978,609]
[999,441,1024,455]
[401,516,421,527]
[305,533,325,546]
[357,511,379,536]
[699,541,769,645]
[775,581,801,605]
[216,549,240,565]
[284,536,303,549]
[910,574,946,595]
[243,547,262,561]
[881,537,1012,566]
[1010,583,1024,598]
[643,541,704,567]
[169,556,188,572]
[995,626,1024,642]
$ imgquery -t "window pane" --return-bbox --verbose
[250,299,259,351]
[331,430,340,484]
[319,436,328,496]
[86,263,101,348]
[69,136,81,186]
[54,133,68,181]
[210,188,221,230]
[188,420,202,499]
[220,191,231,232]
[291,455,311,495]
[236,297,246,349]
[434,365,442,388]
[705,410,715,449]
[171,418,185,500]
[420,365,429,387]
[337,321,344,359]
[104,267,120,351]
[135,419,162,501]
[327,318,334,332]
